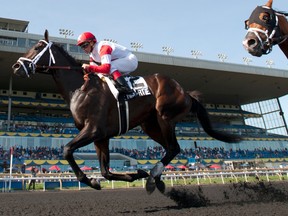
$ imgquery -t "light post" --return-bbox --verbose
[162,46,174,55]
[103,39,117,43]
[191,50,202,59]
[266,59,274,68]
[59,29,74,38]
[130,42,143,51]
[218,53,228,62]
[243,57,252,65]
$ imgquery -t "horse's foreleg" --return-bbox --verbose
[94,140,149,182]
[63,128,101,190]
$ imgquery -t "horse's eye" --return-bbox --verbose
[262,14,270,22]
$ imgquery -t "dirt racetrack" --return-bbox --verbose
[0,181,288,216]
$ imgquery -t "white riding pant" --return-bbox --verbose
[110,53,138,75]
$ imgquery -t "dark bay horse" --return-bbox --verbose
[243,0,288,58]
[12,30,241,194]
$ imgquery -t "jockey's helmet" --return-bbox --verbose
[77,32,97,46]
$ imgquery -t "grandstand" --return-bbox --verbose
[1,17,288,170]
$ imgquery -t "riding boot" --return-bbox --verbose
[115,76,133,94]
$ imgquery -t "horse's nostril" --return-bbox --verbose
[12,63,20,69]
[247,39,256,47]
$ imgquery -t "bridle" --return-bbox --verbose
[16,40,55,77]
[245,6,288,55]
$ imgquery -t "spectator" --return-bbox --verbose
[28,167,37,191]
[21,163,26,174]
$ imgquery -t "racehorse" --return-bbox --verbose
[243,0,288,58]
[12,30,241,194]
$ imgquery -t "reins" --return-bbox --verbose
[269,12,288,46]
[36,65,82,70]
[270,34,288,45]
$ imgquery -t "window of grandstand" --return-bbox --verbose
[41,93,63,100]
[1,90,7,95]
[28,39,38,47]
[0,36,17,46]
[69,44,80,53]
[17,38,26,47]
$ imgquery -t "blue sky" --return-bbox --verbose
[2,0,288,120]
[2,0,287,68]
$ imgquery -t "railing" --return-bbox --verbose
[1,169,288,192]
[163,169,288,186]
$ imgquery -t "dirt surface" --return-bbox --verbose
[0,181,288,216]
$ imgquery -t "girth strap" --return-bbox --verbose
[117,98,129,135]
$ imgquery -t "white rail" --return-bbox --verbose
[1,169,287,192]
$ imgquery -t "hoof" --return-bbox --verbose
[90,178,101,190]
[80,175,101,190]
[146,176,156,195]
[155,178,165,194]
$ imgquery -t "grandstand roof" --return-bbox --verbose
[1,22,288,105]
[0,17,29,32]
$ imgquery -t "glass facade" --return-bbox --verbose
[0,36,17,46]
[242,99,288,136]
[17,38,26,47]
[0,33,85,55]
[1,135,287,151]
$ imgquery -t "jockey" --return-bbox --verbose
[77,32,138,93]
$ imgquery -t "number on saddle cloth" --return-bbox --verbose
[128,76,151,97]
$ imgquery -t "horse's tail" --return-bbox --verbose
[189,93,242,143]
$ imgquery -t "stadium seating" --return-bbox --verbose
[1,89,288,172]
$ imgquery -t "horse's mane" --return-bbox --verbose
[54,43,82,66]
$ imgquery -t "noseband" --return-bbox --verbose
[245,6,287,55]
[16,40,55,77]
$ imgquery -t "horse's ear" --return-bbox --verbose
[44,30,49,42]
[265,0,273,8]
[244,20,249,30]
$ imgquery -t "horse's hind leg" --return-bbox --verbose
[94,140,149,182]
[142,113,180,166]
[141,113,180,194]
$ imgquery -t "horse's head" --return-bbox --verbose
[12,30,55,78]
[242,0,281,56]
